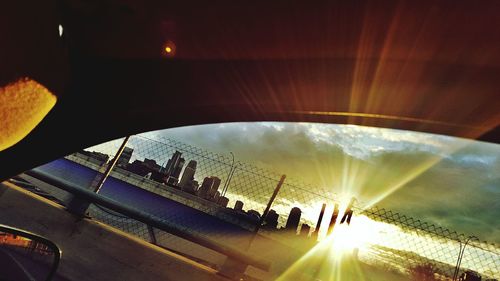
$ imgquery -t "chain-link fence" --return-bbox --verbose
[18,133,500,280]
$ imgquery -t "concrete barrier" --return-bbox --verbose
[0,181,230,281]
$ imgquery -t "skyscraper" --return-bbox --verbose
[213,191,221,202]
[285,207,302,234]
[172,157,185,179]
[207,177,221,199]
[198,177,211,198]
[164,151,185,185]
[263,209,279,229]
[179,160,197,190]
[198,176,220,199]
[234,200,244,211]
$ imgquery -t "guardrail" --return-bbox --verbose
[25,168,271,275]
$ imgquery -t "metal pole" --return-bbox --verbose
[245,175,286,250]
[452,241,463,281]
[93,136,130,193]
[223,164,237,197]
[221,152,235,197]
[254,175,286,233]
[453,236,477,281]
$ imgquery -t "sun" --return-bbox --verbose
[276,213,395,281]
[324,215,384,255]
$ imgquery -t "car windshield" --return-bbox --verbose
[11,122,500,281]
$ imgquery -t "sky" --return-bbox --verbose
[138,122,500,244]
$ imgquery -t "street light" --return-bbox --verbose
[452,235,479,281]
[221,151,235,197]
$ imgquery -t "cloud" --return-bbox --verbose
[110,122,500,243]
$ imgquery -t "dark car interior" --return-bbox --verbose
[1,1,499,280]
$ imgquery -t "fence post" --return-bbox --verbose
[147,225,157,245]
[452,236,478,281]
[66,136,130,216]
[218,175,286,280]
[252,175,286,235]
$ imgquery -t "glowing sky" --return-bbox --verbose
[85,122,500,279]
[89,122,500,242]
[139,122,499,244]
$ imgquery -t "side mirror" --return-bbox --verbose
[0,224,61,281]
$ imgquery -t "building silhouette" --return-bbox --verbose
[127,158,166,183]
[459,270,481,281]
[214,191,221,202]
[300,223,311,237]
[115,146,133,168]
[198,176,221,200]
[207,177,221,199]
[164,151,185,185]
[143,158,161,171]
[234,200,244,211]
[285,207,302,233]
[217,196,229,207]
[179,160,197,192]
[247,209,261,222]
[263,209,279,230]
[80,150,109,163]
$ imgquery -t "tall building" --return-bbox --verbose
[263,209,279,229]
[182,179,199,195]
[234,200,244,211]
[218,196,229,208]
[213,191,221,202]
[197,176,218,199]
[207,177,221,199]
[116,147,133,168]
[285,207,302,233]
[197,177,211,198]
[179,160,197,190]
[173,158,185,179]
[143,158,161,172]
[300,223,311,237]
[164,151,185,185]
[126,158,167,183]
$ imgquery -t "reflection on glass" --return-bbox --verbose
[0,231,56,281]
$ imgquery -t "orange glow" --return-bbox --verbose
[0,233,31,247]
[162,41,176,57]
[0,78,57,151]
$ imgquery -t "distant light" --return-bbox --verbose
[58,25,63,37]
[162,40,176,57]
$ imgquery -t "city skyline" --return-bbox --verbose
[102,148,314,235]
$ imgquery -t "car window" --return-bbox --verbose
[14,122,500,281]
